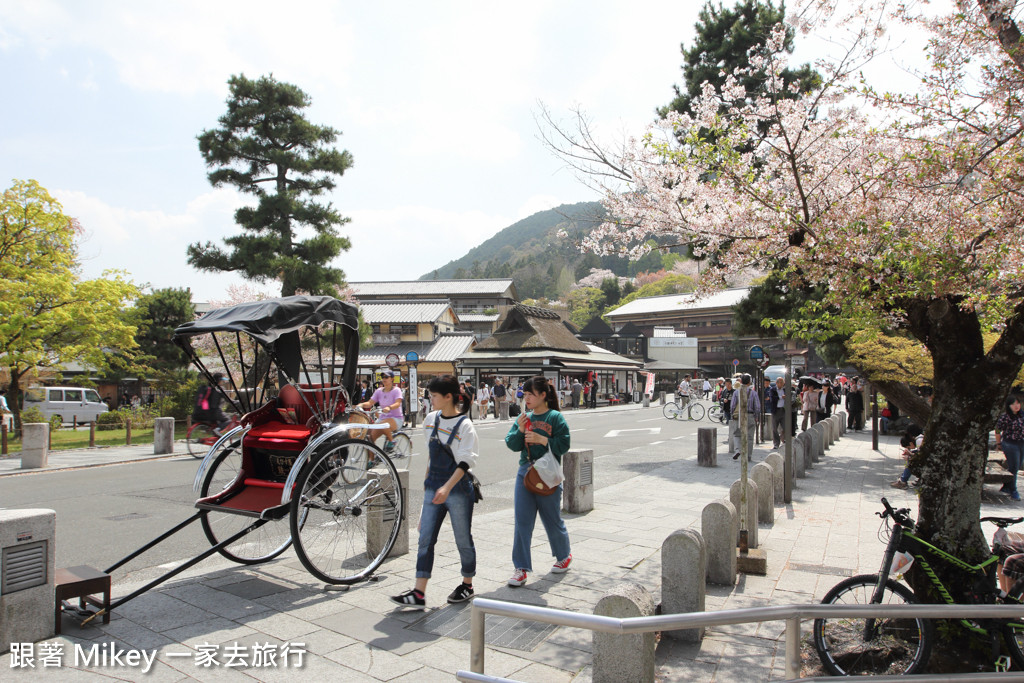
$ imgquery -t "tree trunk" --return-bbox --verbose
[904,297,1024,600]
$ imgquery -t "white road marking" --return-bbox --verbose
[604,428,661,438]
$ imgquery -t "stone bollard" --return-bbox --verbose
[808,427,823,462]
[153,417,175,454]
[750,463,774,525]
[702,499,737,586]
[825,417,837,445]
[642,394,650,408]
[729,479,758,549]
[811,422,827,453]
[697,428,717,467]
[368,468,409,557]
[659,391,666,406]
[562,449,594,514]
[792,437,807,478]
[593,583,656,683]
[795,432,812,470]
[836,410,847,434]
[662,528,706,642]
[21,423,50,469]
[763,452,784,503]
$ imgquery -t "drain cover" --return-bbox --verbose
[104,512,150,522]
[786,561,853,577]
[406,605,558,651]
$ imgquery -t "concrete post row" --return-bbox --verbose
[661,528,706,643]
[153,417,175,454]
[697,428,717,467]
[750,463,774,525]
[792,437,807,478]
[701,499,737,586]
[20,423,49,469]
[763,452,784,503]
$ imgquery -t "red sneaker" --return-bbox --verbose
[551,554,572,574]
[507,569,528,586]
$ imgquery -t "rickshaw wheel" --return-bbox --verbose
[199,441,294,564]
[290,438,404,584]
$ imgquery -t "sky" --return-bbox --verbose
[0,1,929,303]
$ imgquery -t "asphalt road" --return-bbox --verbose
[0,403,732,586]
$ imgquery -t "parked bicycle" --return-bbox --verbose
[186,415,240,459]
[663,397,705,421]
[812,497,1024,675]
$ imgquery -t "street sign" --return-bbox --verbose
[732,358,740,368]
[385,353,400,368]
[749,345,764,361]
[405,351,419,363]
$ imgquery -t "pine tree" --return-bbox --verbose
[189,74,354,297]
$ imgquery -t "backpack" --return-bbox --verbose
[196,387,212,412]
[509,403,522,417]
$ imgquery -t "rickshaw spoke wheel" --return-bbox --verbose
[290,439,404,584]
[199,439,293,564]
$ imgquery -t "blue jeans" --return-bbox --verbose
[513,463,571,572]
[416,474,476,579]
[1004,441,1023,494]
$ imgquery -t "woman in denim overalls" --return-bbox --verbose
[390,375,479,608]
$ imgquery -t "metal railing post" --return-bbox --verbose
[785,616,801,679]
[470,602,485,673]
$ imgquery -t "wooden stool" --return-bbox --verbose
[55,565,111,634]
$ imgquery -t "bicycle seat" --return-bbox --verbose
[982,516,1024,528]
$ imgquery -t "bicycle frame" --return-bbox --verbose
[874,517,1002,636]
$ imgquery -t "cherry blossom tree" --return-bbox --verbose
[560,0,1024,569]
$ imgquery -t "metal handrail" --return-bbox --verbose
[458,597,1024,681]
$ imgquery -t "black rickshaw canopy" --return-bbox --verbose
[173,295,359,345]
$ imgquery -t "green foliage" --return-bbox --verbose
[0,180,139,430]
[567,287,607,329]
[617,274,696,308]
[20,407,44,424]
[49,414,63,431]
[190,74,354,297]
[131,287,195,375]
[600,278,621,307]
[658,0,820,120]
[152,375,206,420]
[98,407,155,429]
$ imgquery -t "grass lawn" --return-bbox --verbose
[2,423,190,454]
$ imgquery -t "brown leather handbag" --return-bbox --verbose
[523,465,558,496]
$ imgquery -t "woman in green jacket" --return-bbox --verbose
[504,376,572,586]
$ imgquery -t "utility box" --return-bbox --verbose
[562,449,594,514]
[0,509,56,654]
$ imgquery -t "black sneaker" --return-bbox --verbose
[447,583,474,604]
[389,589,425,609]
[732,452,740,460]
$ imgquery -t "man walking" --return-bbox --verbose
[731,374,761,461]
[571,378,583,409]
[768,377,788,449]
[493,378,509,421]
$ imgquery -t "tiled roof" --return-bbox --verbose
[605,288,750,318]
[457,314,499,323]
[350,279,515,297]
[359,300,455,324]
[354,333,477,366]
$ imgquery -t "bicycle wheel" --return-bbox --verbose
[290,439,404,584]
[1002,578,1024,670]
[390,432,413,459]
[187,422,217,459]
[707,405,725,423]
[199,439,294,564]
[687,403,705,421]
[663,402,680,419]
[813,574,933,676]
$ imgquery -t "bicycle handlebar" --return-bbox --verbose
[982,516,1024,528]
[879,497,914,527]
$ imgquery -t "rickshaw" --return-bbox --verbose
[80,296,405,623]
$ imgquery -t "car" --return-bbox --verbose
[23,386,109,424]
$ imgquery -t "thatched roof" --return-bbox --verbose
[474,303,589,353]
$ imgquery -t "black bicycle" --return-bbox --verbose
[813,497,1024,675]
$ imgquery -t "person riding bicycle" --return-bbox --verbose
[193,372,231,433]
[676,375,692,407]
[358,369,404,454]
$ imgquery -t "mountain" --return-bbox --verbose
[420,202,669,300]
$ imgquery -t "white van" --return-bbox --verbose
[23,386,109,424]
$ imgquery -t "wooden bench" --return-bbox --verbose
[985,458,1014,486]
[55,565,110,633]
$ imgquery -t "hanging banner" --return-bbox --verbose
[644,372,656,396]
